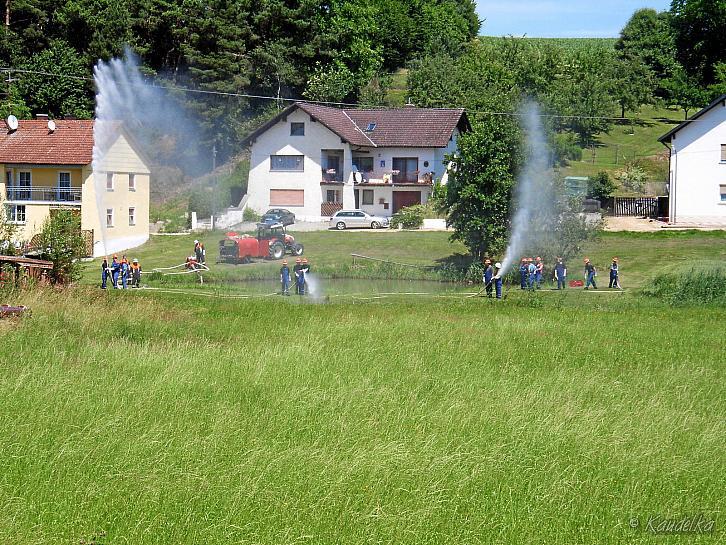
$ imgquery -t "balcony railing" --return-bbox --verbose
[5,187,82,203]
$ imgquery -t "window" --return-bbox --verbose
[7,205,25,224]
[353,156,374,172]
[365,122,376,132]
[326,190,341,203]
[269,189,304,206]
[129,173,136,191]
[106,172,114,191]
[129,207,136,226]
[362,189,374,205]
[270,155,304,171]
[721,144,726,162]
[58,172,71,201]
[17,171,31,200]
[721,184,726,202]
[290,122,305,136]
[106,208,114,228]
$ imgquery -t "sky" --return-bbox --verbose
[477,0,673,38]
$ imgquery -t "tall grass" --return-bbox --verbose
[0,288,723,544]
[642,260,726,305]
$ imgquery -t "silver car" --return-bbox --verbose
[329,210,390,230]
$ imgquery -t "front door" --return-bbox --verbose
[392,191,421,213]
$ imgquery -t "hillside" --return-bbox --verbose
[478,36,617,50]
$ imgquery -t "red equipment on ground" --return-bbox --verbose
[218,223,304,264]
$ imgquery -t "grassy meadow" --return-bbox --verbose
[1,230,724,544]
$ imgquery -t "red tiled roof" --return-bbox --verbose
[243,103,469,148]
[0,119,95,165]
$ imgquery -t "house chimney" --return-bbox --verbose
[35,113,49,120]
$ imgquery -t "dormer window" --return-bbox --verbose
[365,122,376,132]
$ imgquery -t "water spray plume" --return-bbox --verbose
[500,101,555,273]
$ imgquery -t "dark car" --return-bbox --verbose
[261,208,295,226]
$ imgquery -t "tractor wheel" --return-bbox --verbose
[269,242,285,260]
[292,243,304,256]
[371,221,380,229]
[336,221,346,230]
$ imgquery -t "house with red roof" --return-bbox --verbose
[0,116,151,256]
[241,103,470,221]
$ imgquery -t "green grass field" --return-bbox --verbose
[2,231,724,544]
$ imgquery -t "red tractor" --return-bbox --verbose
[217,222,304,264]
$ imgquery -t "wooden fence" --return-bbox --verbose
[610,196,659,218]
[321,202,343,216]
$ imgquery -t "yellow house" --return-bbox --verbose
[0,117,151,257]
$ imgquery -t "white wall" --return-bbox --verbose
[247,109,353,221]
[669,100,726,224]
[434,128,460,178]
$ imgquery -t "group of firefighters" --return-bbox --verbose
[482,255,622,297]
[101,254,142,289]
[280,257,310,295]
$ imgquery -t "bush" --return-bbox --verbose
[587,171,616,201]
[37,210,86,284]
[390,205,425,229]
[243,207,261,222]
[552,132,583,166]
[615,164,648,193]
[642,261,726,305]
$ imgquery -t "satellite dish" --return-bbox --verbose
[7,115,18,131]
[48,119,56,132]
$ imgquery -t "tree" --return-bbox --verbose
[615,8,678,97]
[443,116,520,258]
[663,64,709,118]
[37,210,86,284]
[16,40,93,118]
[670,0,726,86]
[612,54,654,117]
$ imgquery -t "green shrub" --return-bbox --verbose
[642,261,726,305]
[243,207,261,222]
[390,205,425,229]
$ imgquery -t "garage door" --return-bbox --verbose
[392,191,421,213]
[270,189,304,206]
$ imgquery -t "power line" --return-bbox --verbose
[0,65,699,124]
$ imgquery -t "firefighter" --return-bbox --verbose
[293,257,304,295]
[194,240,205,264]
[131,258,142,288]
[280,259,291,296]
[120,255,130,289]
[101,256,109,289]
[609,257,621,289]
[535,256,544,289]
[584,258,597,290]
[519,258,528,290]
[527,258,536,290]
[554,257,567,290]
[111,255,120,289]
[483,258,493,298]
[301,258,310,294]
[493,262,503,299]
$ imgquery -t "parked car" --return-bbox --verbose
[329,210,390,230]
[261,208,295,226]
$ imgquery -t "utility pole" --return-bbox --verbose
[5,0,10,29]
[212,144,218,229]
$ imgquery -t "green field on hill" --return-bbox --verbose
[2,230,724,544]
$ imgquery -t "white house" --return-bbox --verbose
[242,103,470,221]
[659,93,726,226]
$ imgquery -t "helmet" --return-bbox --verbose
[536,256,541,261]
[113,254,118,259]
[295,258,302,263]
[302,258,308,263]
[495,262,502,269]
[282,259,287,264]
[194,240,199,244]
[132,258,138,263]
[612,257,618,261]
[584,258,590,263]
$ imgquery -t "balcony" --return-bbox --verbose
[5,187,82,203]
[353,170,433,185]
